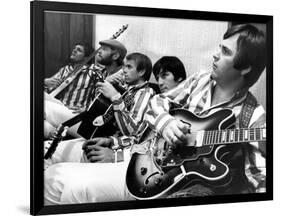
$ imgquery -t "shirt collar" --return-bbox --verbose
[209,77,249,107]
[128,81,149,91]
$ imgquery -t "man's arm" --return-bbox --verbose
[44,67,65,91]
[112,87,155,136]
[144,71,208,145]
[246,105,267,192]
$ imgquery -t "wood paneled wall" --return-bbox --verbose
[44,12,94,77]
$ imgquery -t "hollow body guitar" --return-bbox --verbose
[77,82,161,139]
[44,82,160,159]
[126,108,266,200]
[77,85,128,139]
[44,84,128,159]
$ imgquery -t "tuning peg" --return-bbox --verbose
[61,126,69,137]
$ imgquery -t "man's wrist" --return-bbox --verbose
[114,149,124,163]
[110,136,120,150]
[110,93,122,102]
[155,113,175,135]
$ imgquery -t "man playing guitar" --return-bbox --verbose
[44,52,156,173]
[44,24,266,204]
[44,39,127,138]
[143,24,266,196]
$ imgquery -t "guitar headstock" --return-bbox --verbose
[110,24,129,39]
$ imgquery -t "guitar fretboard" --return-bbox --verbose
[202,128,266,146]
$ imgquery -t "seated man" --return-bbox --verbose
[44,24,266,204]
[44,39,127,138]
[80,55,187,163]
[44,53,156,203]
[44,42,95,111]
[153,56,187,93]
[145,24,266,196]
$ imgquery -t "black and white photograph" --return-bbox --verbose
[30,1,273,215]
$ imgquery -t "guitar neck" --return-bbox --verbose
[197,128,266,146]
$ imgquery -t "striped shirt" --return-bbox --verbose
[144,71,266,192]
[46,64,102,110]
[110,81,156,150]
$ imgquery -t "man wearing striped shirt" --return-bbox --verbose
[44,24,267,204]
[45,42,96,111]
[44,52,156,204]
[80,55,187,160]
[145,24,267,195]
[44,40,127,138]
[82,52,157,158]
[152,56,187,93]
[44,52,155,163]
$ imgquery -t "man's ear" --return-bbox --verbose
[138,69,146,78]
[241,66,251,76]
[112,52,120,61]
[176,77,183,82]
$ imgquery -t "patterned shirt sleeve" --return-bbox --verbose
[50,67,66,81]
[45,67,66,93]
[245,104,267,192]
[144,72,203,134]
[112,87,155,136]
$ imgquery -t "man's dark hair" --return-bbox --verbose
[153,56,186,82]
[224,24,266,87]
[75,42,94,57]
[125,52,152,81]
[72,42,94,65]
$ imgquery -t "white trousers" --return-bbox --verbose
[44,138,134,205]
[44,95,81,138]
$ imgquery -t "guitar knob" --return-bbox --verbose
[210,164,217,172]
[139,186,147,194]
[140,167,147,175]
[154,178,162,186]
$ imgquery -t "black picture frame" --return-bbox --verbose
[31,0,273,215]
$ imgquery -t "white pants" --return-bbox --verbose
[44,138,134,205]
[44,95,81,138]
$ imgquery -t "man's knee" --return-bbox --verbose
[44,163,70,205]
[44,163,91,204]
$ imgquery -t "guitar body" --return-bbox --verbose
[77,93,118,139]
[77,82,159,139]
[126,108,236,199]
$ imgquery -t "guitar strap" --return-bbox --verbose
[226,91,258,194]
[49,65,87,98]
[238,92,258,128]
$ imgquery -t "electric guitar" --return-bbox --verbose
[77,83,131,139]
[77,82,160,139]
[44,78,128,159]
[126,108,266,200]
